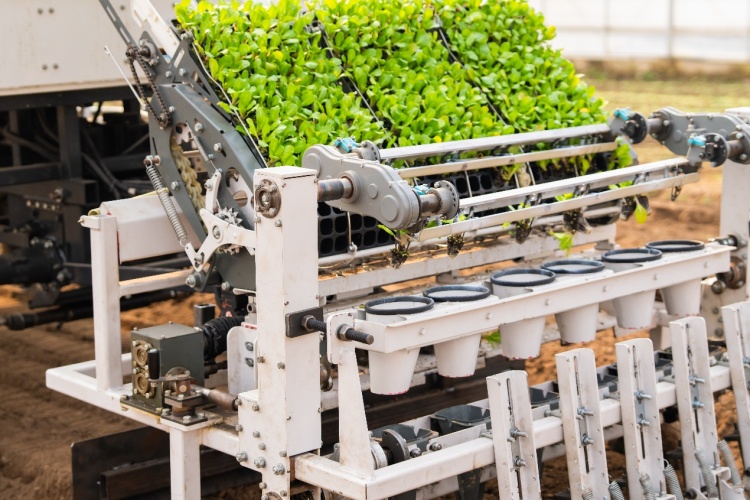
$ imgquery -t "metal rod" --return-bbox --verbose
[419,167,697,241]
[318,178,353,202]
[458,158,689,214]
[397,142,617,179]
[379,123,612,161]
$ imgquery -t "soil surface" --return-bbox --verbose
[0,77,743,498]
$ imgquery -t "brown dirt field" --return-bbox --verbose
[0,77,742,498]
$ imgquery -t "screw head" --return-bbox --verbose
[195,122,204,132]
[252,403,260,411]
[279,451,287,457]
[236,452,248,462]
[253,431,261,438]
[410,448,422,458]
[273,464,286,475]
[259,482,267,489]
[428,443,442,451]
[214,143,223,152]
[245,342,254,351]
[185,275,197,287]
[212,225,222,239]
[235,424,243,432]
[277,362,285,369]
[253,457,266,468]
[221,281,231,291]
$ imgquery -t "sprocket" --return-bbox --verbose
[215,207,243,254]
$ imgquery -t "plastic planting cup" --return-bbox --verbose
[601,248,662,329]
[424,285,491,378]
[646,240,705,316]
[541,259,605,344]
[490,268,556,359]
[365,296,434,395]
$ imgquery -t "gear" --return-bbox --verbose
[215,207,243,254]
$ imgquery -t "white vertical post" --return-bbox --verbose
[238,167,321,498]
[486,371,540,499]
[170,429,201,500]
[721,302,750,489]
[83,214,123,390]
[616,338,668,499]
[670,316,720,496]
[337,348,375,475]
[556,348,610,499]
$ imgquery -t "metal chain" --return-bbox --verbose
[126,44,170,128]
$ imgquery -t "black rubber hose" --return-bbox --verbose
[201,316,243,361]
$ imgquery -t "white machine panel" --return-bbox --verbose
[0,1,174,96]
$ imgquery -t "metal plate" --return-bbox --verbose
[286,307,324,338]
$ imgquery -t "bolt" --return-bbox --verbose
[268,207,278,217]
[205,180,214,190]
[410,448,422,458]
[259,443,266,450]
[635,391,652,401]
[236,452,248,462]
[279,451,287,457]
[428,443,442,451]
[509,428,528,439]
[514,457,527,467]
[48,8,54,13]
[195,122,204,132]
[742,154,749,161]
[577,407,595,417]
[42,64,48,70]
[186,275,197,287]
[253,431,261,438]
[165,71,173,78]
[273,464,286,475]
[277,362,285,369]
[252,403,260,411]
[212,225,222,239]
[221,281,231,291]
[235,424,243,432]
[37,8,43,13]
[257,356,265,363]
[259,482,267,489]
[178,394,185,401]
[170,181,180,191]
[274,220,282,227]
[168,106,175,113]
[637,418,650,427]
[692,399,705,409]
[245,342,254,351]
[581,435,594,446]
[280,491,288,497]
[214,143,223,153]
[245,358,254,367]
[183,415,191,423]
[254,457,266,468]
[261,496,269,500]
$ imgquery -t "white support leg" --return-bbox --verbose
[486,371,540,499]
[238,167,322,498]
[669,317,738,499]
[337,348,375,476]
[721,301,750,492]
[170,429,201,500]
[82,215,122,390]
[616,338,674,499]
[555,348,610,499]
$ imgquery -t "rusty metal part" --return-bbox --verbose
[717,256,747,290]
[195,386,239,411]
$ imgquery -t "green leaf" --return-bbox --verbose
[635,202,649,224]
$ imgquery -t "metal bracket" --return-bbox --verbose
[286,308,324,338]
[616,338,669,499]
[555,348,610,498]
[670,316,728,498]
[721,301,750,493]
[486,371,541,499]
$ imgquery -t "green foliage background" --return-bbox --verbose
[176,0,629,171]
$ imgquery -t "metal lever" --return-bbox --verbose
[300,316,375,345]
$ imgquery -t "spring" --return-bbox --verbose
[663,460,684,500]
[695,450,718,497]
[146,163,189,246]
[581,489,595,500]
[639,473,656,500]
[717,439,742,486]
[608,481,625,500]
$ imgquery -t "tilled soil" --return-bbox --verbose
[0,169,732,499]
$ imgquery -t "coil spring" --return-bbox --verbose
[146,162,189,246]
[717,439,742,486]
[639,473,656,500]
[581,489,595,500]
[608,481,625,500]
[695,450,718,497]
[663,460,684,500]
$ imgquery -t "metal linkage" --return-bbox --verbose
[721,301,750,492]
[556,348,610,498]
[616,338,676,500]
[486,371,540,499]
[670,317,744,499]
